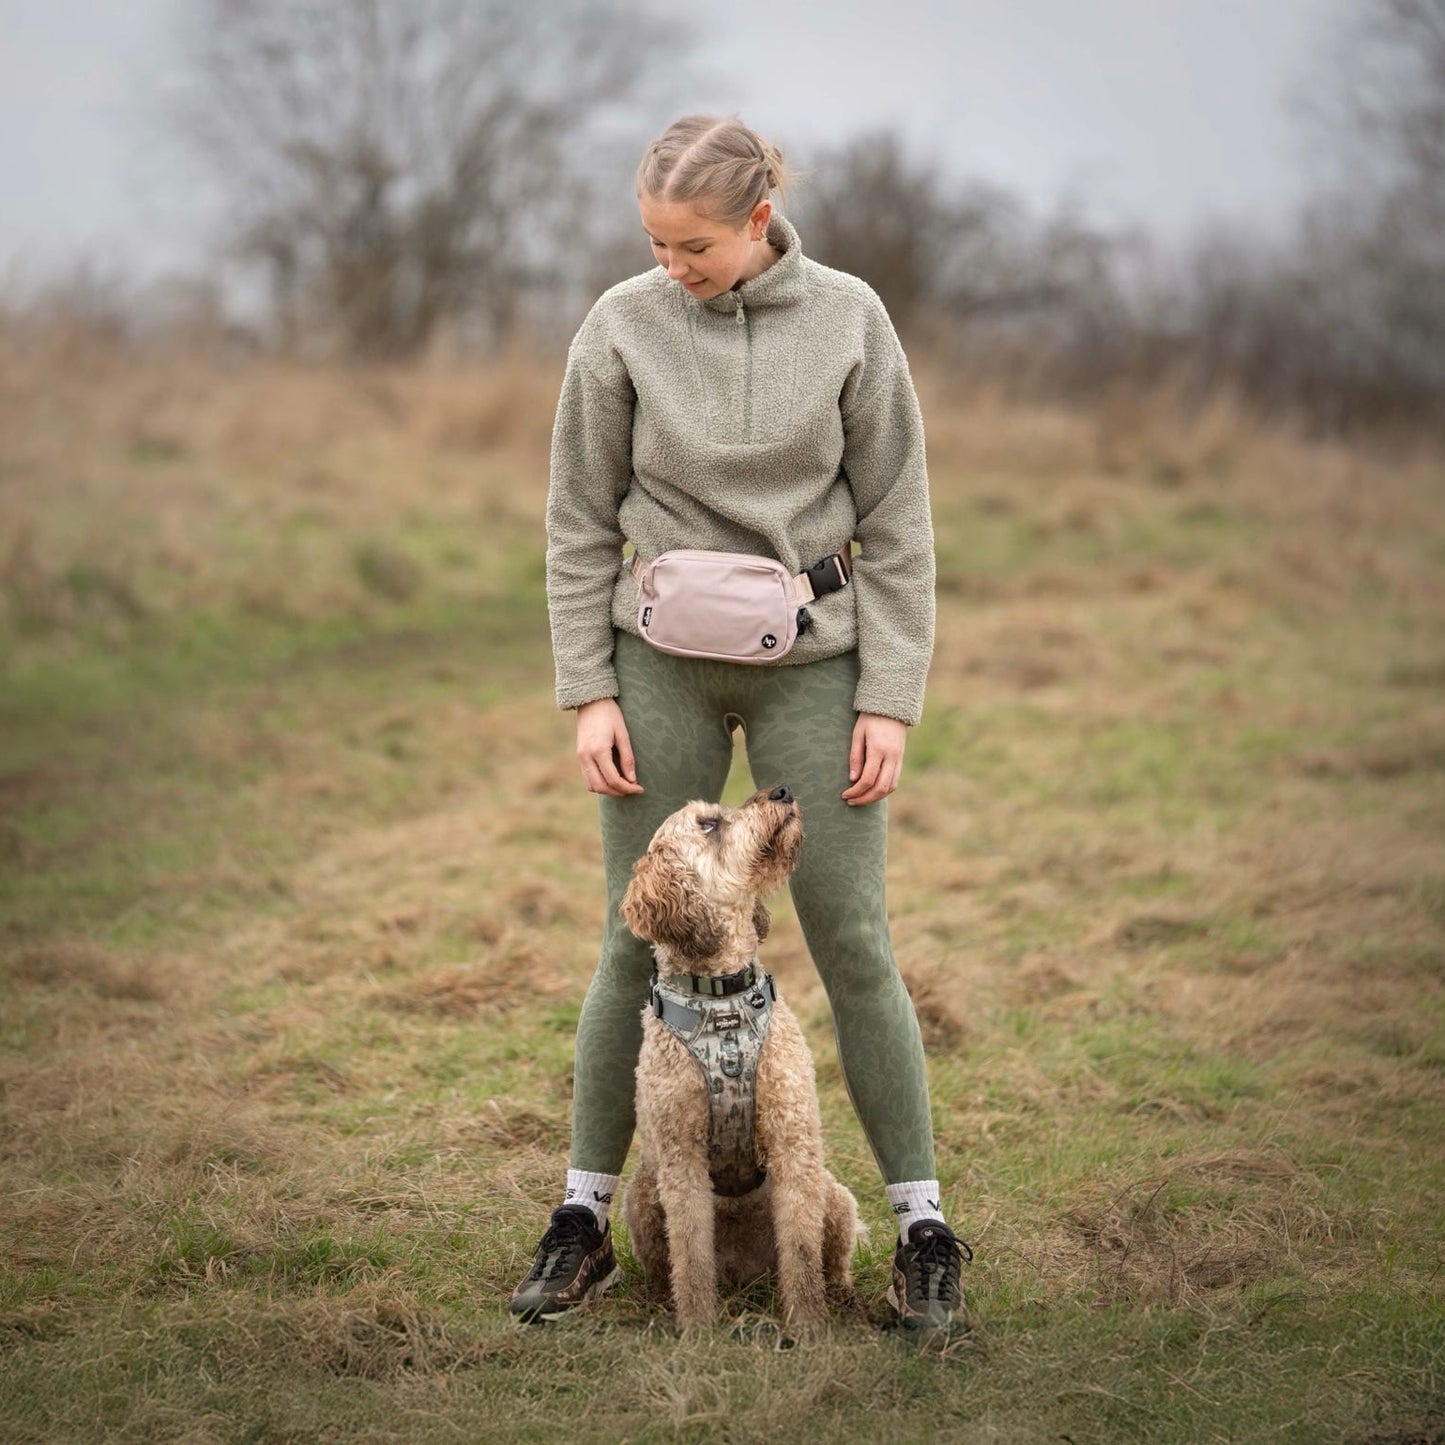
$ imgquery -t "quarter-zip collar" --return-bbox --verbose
[697,211,807,318]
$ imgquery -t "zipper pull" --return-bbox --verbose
[735,295,745,325]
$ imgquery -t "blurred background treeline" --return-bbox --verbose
[2,0,1442,440]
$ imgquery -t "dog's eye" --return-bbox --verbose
[698,816,720,833]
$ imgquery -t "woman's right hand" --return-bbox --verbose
[575,698,644,797]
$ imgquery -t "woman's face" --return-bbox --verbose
[639,195,771,300]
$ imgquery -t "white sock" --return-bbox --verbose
[563,1169,620,1225]
[886,1180,946,1241]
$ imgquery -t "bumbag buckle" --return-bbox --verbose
[803,550,851,599]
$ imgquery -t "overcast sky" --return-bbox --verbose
[0,0,1350,286]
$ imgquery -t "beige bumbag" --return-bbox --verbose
[630,548,852,664]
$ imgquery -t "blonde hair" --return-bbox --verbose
[636,114,792,229]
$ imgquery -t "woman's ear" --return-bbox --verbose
[620,842,724,963]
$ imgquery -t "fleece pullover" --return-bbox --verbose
[544,210,936,726]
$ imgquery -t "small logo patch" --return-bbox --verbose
[761,634,777,649]
[642,606,652,626]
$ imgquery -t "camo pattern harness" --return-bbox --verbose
[648,962,776,1197]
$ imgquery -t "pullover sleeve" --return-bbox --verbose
[840,295,936,726]
[544,314,636,710]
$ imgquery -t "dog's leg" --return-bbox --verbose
[822,1174,861,1299]
[755,1008,830,1327]
[620,1164,672,1306]
[655,1148,720,1329]
[637,1023,720,1330]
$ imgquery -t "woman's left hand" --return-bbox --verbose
[841,712,907,806]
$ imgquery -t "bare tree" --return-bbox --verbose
[167,0,687,358]
[1096,0,1445,434]
[793,131,960,332]
[1285,0,1445,428]
[1343,0,1445,199]
[793,129,1126,375]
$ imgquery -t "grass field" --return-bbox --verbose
[2,332,1443,1442]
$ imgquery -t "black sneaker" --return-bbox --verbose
[508,1204,620,1323]
[888,1219,972,1331]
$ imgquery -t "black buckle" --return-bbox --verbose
[804,550,851,599]
[691,963,756,997]
[661,962,761,997]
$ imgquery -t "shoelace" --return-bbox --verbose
[532,1212,599,1281]
[909,1227,973,1297]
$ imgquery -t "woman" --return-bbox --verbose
[509,115,968,1331]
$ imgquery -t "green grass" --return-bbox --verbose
[2,359,1443,1441]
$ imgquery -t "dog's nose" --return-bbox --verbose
[768,785,793,804]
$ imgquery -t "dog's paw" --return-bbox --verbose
[826,1283,871,1321]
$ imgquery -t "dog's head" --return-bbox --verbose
[620,786,803,972]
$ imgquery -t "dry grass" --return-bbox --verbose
[1,327,1442,1441]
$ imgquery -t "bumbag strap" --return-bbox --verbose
[628,548,851,603]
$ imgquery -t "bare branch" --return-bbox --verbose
[164,0,689,356]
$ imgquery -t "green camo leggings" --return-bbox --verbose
[569,629,937,1185]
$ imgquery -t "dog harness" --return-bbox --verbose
[649,961,776,1197]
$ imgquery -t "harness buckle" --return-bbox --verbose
[719,1034,743,1078]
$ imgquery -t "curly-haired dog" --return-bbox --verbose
[619,785,862,1330]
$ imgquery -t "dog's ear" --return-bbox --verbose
[620,842,724,963]
[751,898,771,944]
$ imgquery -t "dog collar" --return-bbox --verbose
[654,960,761,998]
[650,966,777,1033]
